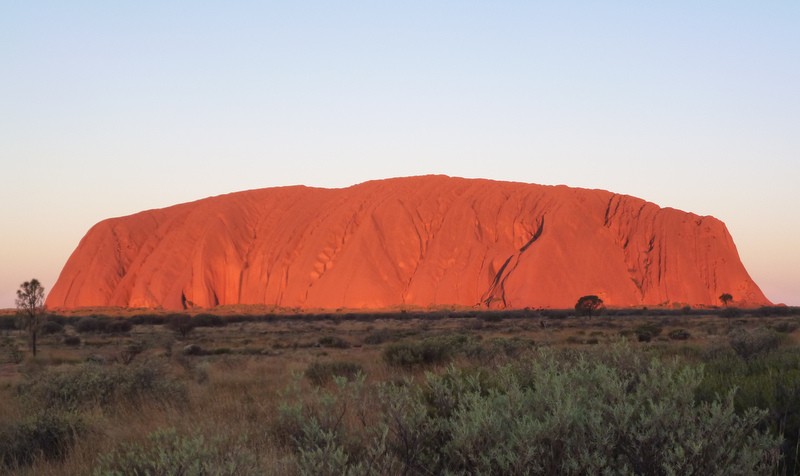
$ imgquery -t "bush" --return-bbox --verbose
[728,327,782,360]
[128,314,166,326]
[63,336,81,346]
[720,307,743,318]
[305,361,363,386]
[363,329,407,345]
[668,329,691,340]
[318,336,350,349]
[769,321,798,334]
[191,314,226,328]
[182,344,203,356]
[74,317,131,334]
[280,344,779,475]
[105,319,133,334]
[165,315,194,338]
[0,316,16,331]
[698,348,800,475]
[465,337,534,364]
[18,362,186,411]
[94,428,260,475]
[383,335,471,368]
[0,412,83,468]
[0,337,24,364]
[75,317,103,333]
[39,320,64,335]
[575,295,604,317]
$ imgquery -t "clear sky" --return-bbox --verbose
[1,2,798,308]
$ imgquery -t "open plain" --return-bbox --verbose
[2,307,800,474]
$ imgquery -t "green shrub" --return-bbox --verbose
[0,411,83,468]
[18,362,186,411]
[697,348,800,475]
[94,428,260,475]
[305,361,363,386]
[281,344,778,475]
[383,335,471,368]
[728,327,782,360]
[465,337,534,364]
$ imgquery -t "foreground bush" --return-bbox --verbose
[95,428,260,476]
[698,347,800,475]
[280,345,779,475]
[0,411,83,469]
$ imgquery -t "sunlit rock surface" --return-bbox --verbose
[47,176,770,310]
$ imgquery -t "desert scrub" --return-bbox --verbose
[363,329,408,345]
[0,411,84,469]
[382,334,473,368]
[74,316,133,334]
[17,361,186,412]
[318,335,351,349]
[280,344,778,475]
[94,427,261,476]
[728,327,783,360]
[668,328,691,340]
[465,337,534,364]
[698,347,800,475]
[633,322,662,342]
[305,361,363,386]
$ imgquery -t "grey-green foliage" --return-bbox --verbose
[276,374,402,476]
[728,327,783,360]
[305,360,363,386]
[94,428,260,476]
[382,334,473,368]
[283,344,779,475]
[697,347,800,475]
[18,361,186,412]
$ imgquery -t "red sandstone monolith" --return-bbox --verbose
[46,176,770,310]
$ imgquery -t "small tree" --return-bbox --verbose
[165,314,194,339]
[15,279,46,357]
[719,293,733,307]
[575,295,604,317]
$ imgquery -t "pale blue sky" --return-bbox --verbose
[1,1,798,307]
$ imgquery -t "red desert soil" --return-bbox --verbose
[47,176,770,311]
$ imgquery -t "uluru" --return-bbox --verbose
[46,176,770,311]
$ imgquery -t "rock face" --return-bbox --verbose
[47,176,770,310]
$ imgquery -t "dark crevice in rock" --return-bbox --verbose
[482,216,545,308]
